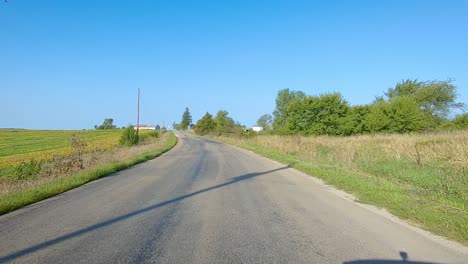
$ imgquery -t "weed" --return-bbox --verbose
[11,159,42,181]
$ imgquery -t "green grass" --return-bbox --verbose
[213,132,468,244]
[0,132,177,215]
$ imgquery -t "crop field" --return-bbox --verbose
[0,130,122,170]
[0,129,162,186]
[215,130,468,243]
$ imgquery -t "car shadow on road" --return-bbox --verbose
[343,251,441,264]
[0,166,290,262]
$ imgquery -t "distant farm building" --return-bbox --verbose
[251,126,264,132]
[134,125,156,130]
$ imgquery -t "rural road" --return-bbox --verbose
[0,133,467,264]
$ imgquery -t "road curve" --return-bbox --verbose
[0,133,467,264]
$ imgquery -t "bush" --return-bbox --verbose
[70,133,87,169]
[119,126,139,146]
[452,113,468,129]
[242,129,257,138]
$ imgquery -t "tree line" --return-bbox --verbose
[175,107,248,136]
[180,79,467,137]
[270,79,466,135]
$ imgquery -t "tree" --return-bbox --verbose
[272,89,306,133]
[364,101,391,133]
[215,110,229,133]
[95,118,116,130]
[179,107,192,130]
[385,79,464,122]
[155,124,161,130]
[340,105,371,135]
[194,112,216,135]
[213,110,236,135]
[256,114,273,130]
[311,93,350,135]
[365,96,426,133]
[284,93,349,135]
[386,96,426,133]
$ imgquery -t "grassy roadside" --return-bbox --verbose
[0,132,177,215]
[211,132,468,244]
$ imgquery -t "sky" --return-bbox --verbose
[1,0,467,129]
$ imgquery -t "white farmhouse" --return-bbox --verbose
[251,126,264,132]
[134,124,156,130]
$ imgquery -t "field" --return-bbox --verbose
[215,130,468,244]
[0,130,122,169]
[0,129,177,214]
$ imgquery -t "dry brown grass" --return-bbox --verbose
[221,130,468,170]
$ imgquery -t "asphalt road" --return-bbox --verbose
[1,133,467,264]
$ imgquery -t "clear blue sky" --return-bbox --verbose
[1,0,467,129]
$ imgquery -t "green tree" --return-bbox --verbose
[179,107,192,130]
[214,110,235,135]
[385,79,464,123]
[313,93,350,135]
[340,105,371,135]
[284,93,349,135]
[272,89,306,133]
[386,96,426,133]
[365,96,426,133]
[256,114,273,130]
[95,118,116,130]
[215,110,228,134]
[364,101,392,133]
[194,112,216,135]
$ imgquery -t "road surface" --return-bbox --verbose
[0,133,467,263]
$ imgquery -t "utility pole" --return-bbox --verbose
[137,88,140,137]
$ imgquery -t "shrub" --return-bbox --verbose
[120,126,139,146]
[452,113,468,129]
[70,133,87,169]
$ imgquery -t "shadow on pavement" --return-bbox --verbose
[343,251,441,264]
[0,166,290,262]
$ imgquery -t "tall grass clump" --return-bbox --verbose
[120,126,139,146]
